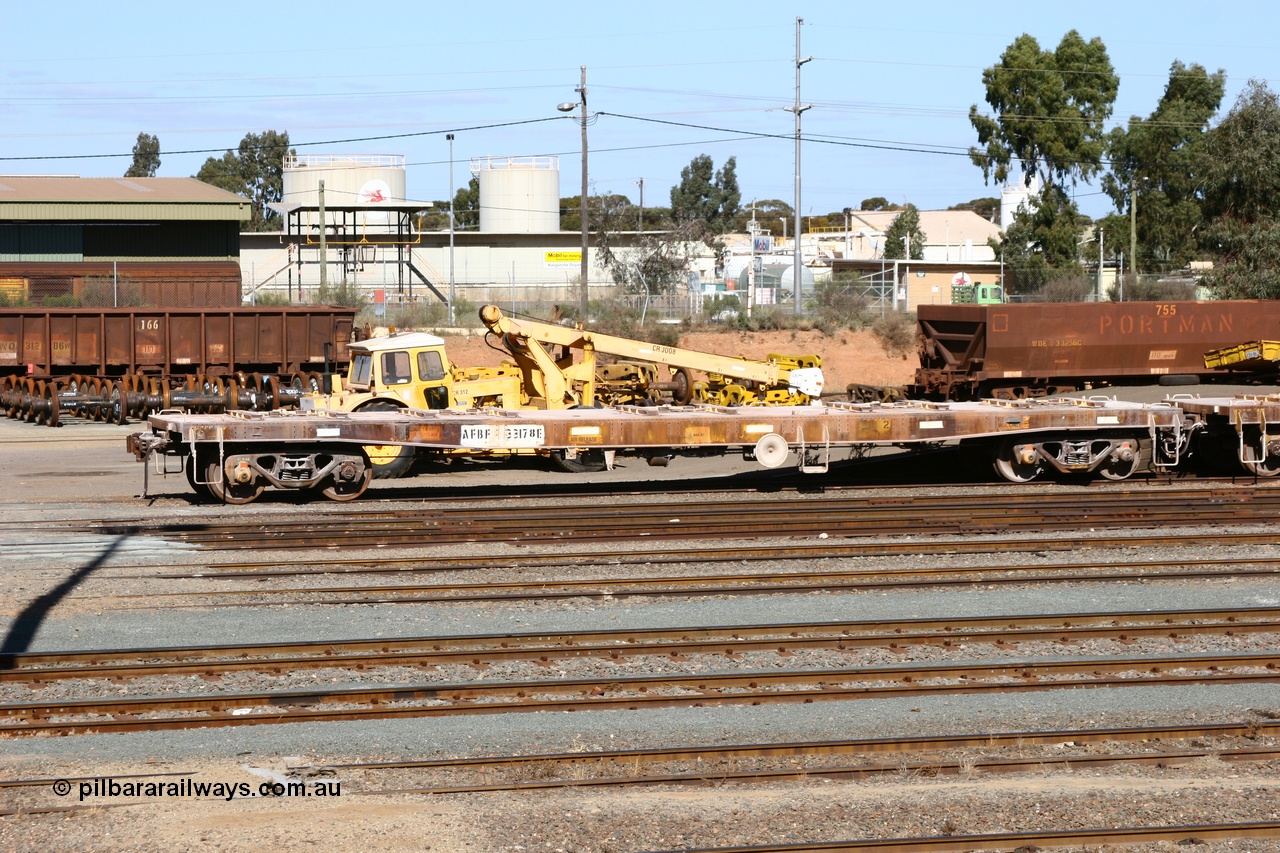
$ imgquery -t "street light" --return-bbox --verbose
[558,65,589,322]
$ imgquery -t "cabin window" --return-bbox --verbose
[417,349,447,382]
[381,351,412,385]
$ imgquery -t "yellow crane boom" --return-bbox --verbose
[478,304,825,408]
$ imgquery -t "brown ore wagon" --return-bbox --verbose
[0,306,356,379]
[913,300,1280,400]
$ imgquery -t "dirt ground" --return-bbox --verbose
[439,327,917,393]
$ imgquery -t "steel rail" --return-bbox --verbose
[94,565,1280,609]
[5,607,1277,684]
[358,745,1280,796]
[138,530,1280,579]
[94,484,1265,529]
[2,652,1276,737]
[319,720,1280,772]
[637,823,1280,853]
[87,488,1280,550]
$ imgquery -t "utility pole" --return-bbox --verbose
[576,66,589,321]
[447,134,456,325]
[785,16,812,314]
[747,200,759,319]
[1099,227,1105,301]
[635,177,644,232]
[1129,179,1138,286]
[318,180,328,290]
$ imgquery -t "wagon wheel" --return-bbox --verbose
[670,367,694,406]
[993,437,1044,484]
[30,380,48,426]
[1,376,17,418]
[1096,439,1148,481]
[259,374,278,411]
[82,378,100,421]
[142,377,162,418]
[205,456,265,505]
[22,378,39,423]
[321,465,373,502]
[223,379,240,413]
[1097,453,1140,481]
[238,372,260,410]
[41,380,60,428]
[1243,456,1280,477]
[108,379,130,425]
[124,375,144,417]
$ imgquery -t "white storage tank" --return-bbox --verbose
[472,156,560,233]
[282,154,406,223]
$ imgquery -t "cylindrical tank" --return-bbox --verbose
[472,156,560,233]
[282,155,407,224]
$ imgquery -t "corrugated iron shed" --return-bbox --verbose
[0,177,250,222]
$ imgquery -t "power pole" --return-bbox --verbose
[577,66,589,321]
[636,177,644,232]
[447,133,456,325]
[1129,179,1138,285]
[318,180,327,290]
[785,16,812,314]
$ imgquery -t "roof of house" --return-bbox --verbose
[850,209,1000,246]
[0,176,250,221]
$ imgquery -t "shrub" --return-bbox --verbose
[871,309,916,357]
[812,277,871,329]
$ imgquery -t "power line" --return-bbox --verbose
[0,117,566,162]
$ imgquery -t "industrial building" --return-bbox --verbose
[0,176,249,306]
[245,154,648,315]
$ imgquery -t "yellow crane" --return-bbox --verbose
[305,307,825,477]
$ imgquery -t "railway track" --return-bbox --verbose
[83,486,1280,549]
[5,607,1275,683]
[632,824,1280,853]
[4,650,1276,737]
[81,561,1280,607]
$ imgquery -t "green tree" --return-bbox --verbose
[992,185,1087,294]
[882,204,926,260]
[669,154,741,236]
[1198,81,1280,298]
[948,197,1000,221]
[859,197,900,211]
[195,130,293,231]
[730,199,793,238]
[124,132,160,178]
[969,31,1119,192]
[1103,61,1225,271]
[595,192,701,301]
[452,176,480,231]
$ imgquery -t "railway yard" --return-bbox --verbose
[1,389,1278,853]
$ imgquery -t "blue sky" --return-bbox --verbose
[2,2,1274,222]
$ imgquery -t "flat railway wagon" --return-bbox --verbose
[914,300,1280,401]
[126,392,1280,503]
[0,306,357,426]
[127,396,1197,503]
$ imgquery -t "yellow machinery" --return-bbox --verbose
[305,308,826,478]
[302,331,531,477]
[477,304,825,409]
[1204,340,1280,372]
